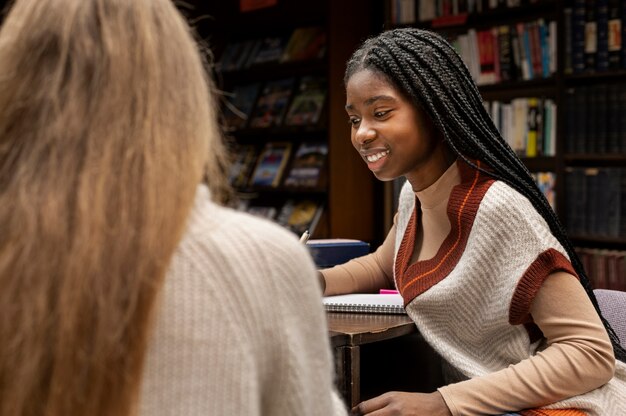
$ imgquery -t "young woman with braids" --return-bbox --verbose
[320,28,626,416]
[0,0,346,415]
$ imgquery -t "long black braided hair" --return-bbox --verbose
[345,27,626,362]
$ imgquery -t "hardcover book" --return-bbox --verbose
[281,26,327,62]
[283,141,328,188]
[284,76,327,126]
[276,198,323,235]
[246,36,288,67]
[248,78,295,128]
[217,40,257,72]
[228,144,258,188]
[306,239,370,268]
[248,142,292,187]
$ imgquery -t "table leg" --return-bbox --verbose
[334,345,361,408]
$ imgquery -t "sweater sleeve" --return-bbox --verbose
[321,221,396,296]
[438,272,615,415]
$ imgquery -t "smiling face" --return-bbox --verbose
[345,69,450,190]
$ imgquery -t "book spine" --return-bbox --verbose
[608,0,622,69]
[573,0,587,73]
[597,0,611,71]
[584,0,598,71]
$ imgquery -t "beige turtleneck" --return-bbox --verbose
[321,162,614,415]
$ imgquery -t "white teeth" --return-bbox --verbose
[366,150,389,163]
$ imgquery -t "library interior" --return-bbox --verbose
[1,0,625,414]
[188,0,625,293]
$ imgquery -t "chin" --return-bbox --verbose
[372,172,399,182]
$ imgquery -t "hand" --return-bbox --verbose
[350,391,452,416]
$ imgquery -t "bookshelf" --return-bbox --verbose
[381,0,626,290]
[186,0,380,242]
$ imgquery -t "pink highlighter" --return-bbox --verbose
[379,289,400,295]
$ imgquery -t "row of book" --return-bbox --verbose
[576,248,626,292]
[235,197,324,237]
[563,84,626,155]
[447,19,556,86]
[222,76,327,131]
[228,141,327,190]
[485,97,556,157]
[563,0,626,74]
[565,167,626,238]
[388,0,546,25]
[217,26,326,72]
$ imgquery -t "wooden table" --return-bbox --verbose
[327,312,418,408]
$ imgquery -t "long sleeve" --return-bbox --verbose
[321,222,396,296]
[139,188,347,416]
[438,272,615,415]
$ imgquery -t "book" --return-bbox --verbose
[222,83,261,131]
[323,294,406,315]
[281,26,327,62]
[284,76,327,126]
[276,198,323,235]
[228,144,258,188]
[306,239,370,268]
[246,36,288,67]
[283,141,328,187]
[248,142,292,187]
[217,40,257,72]
[248,78,295,128]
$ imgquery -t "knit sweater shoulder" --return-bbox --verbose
[139,186,347,416]
[393,162,626,415]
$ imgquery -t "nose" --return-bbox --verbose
[353,122,376,146]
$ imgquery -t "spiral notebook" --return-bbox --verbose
[323,293,406,315]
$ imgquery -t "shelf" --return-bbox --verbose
[569,235,626,249]
[226,126,328,143]
[563,70,626,86]
[415,1,557,31]
[564,155,626,166]
[480,77,557,100]
[217,59,328,83]
[521,156,557,172]
[379,0,626,258]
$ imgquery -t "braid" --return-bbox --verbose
[345,27,626,362]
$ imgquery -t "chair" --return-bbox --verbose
[594,289,626,347]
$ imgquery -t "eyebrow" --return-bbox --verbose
[345,94,396,110]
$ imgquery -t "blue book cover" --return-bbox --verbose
[307,239,370,268]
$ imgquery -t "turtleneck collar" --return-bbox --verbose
[414,160,461,209]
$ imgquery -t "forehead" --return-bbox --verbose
[345,69,408,110]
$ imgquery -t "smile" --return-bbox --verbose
[365,150,390,163]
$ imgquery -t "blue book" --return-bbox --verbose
[307,239,370,268]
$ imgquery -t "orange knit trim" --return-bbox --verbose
[395,160,494,304]
[509,248,578,326]
[519,408,587,415]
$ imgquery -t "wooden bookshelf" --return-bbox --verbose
[380,0,626,286]
[185,0,378,242]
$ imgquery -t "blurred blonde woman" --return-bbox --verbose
[0,0,346,415]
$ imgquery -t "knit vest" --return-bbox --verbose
[392,161,626,415]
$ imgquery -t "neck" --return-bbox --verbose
[406,141,456,192]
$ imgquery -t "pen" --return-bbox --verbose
[299,230,310,244]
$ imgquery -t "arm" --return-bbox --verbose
[439,272,615,415]
[320,222,396,296]
[268,234,348,416]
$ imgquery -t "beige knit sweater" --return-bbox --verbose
[139,186,347,416]
[323,161,626,415]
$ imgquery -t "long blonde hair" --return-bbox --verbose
[0,0,226,414]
